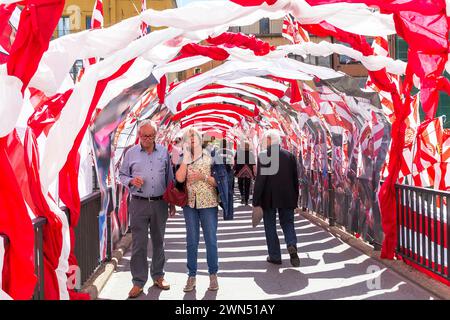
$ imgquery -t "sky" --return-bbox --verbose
[177,0,225,7]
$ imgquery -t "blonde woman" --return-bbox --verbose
[175,128,221,292]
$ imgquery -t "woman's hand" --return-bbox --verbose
[187,170,206,183]
[182,143,193,164]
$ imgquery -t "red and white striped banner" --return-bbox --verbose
[413,117,444,174]
[85,0,104,66]
[91,0,104,29]
[282,14,310,44]
[141,0,148,36]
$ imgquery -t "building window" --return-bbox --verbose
[57,16,70,37]
[395,35,408,62]
[337,38,373,65]
[177,71,185,81]
[229,26,241,33]
[69,59,84,83]
[289,53,331,68]
[338,49,358,64]
[336,40,359,64]
[317,55,332,68]
[259,18,270,34]
[194,68,201,75]
[86,16,92,29]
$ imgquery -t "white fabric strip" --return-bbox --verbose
[222,76,288,92]
[45,196,70,300]
[215,80,280,101]
[184,87,271,107]
[96,57,155,111]
[187,120,233,127]
[37,29,184,300]
[153,56,212,81]
[30,0,395,96]
[182,96,256,111]
[180,109,248,123]
[40,27,184,190]
[181,113,240,125]
[165,59,320,111]
[142,0,395,36]
[279,42,407,75]
[0,73,23,138]
[290,0,395,36]
[0,0,21,4]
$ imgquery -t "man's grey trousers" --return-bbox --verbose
[129,198,168,288]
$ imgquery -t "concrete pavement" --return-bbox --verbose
[98,195,437,300]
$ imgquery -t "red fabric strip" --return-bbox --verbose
[0,136,36,300]
[171,103,255,122]
[58,58,137,300]
[7,0,65,92]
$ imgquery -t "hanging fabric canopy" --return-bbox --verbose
[1,0,450,299]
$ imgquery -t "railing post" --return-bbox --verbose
[328,171,335,226]
[447,195,450,281]
[92,165,99,191]
[32,217,47,300]
[395,184,401,255]
[106,188,113,262]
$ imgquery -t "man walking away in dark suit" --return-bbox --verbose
[252,129,300,267]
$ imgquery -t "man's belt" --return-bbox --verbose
[132,195,164,201]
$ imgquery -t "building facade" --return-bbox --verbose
[58,0,177,81]
[57,0,177,37]
[178,18,368,83]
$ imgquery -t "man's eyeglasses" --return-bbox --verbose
[140,134,156,139]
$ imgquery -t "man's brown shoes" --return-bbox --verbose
[153,277,170,290]
[128,285,143,298]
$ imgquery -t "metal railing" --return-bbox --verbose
[300,169,382,250]
[66,191,102,286]
[32,217,46,300]
[3,188,111,299]
[395,184,450,281]
[302,170,336,225]
[106,187,114,262]
[1,219,47,300]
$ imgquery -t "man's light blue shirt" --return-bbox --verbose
[119,144,174,198]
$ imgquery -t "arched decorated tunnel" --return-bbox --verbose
[0,0,449,301]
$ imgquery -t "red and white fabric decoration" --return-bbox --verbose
[85,0,104,67]
[282,14,310,44]
[91,0,104,29]
[140,0,148,36]
[413,117,444,175]
[2,0,450,298]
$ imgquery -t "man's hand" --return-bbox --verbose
[130,177,144,188]
[169,204,176,217]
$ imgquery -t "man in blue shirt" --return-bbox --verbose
[119,120,176,298]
